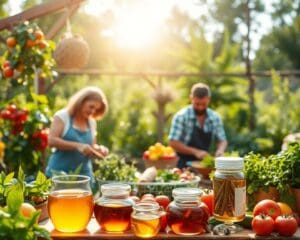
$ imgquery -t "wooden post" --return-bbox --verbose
[245,0,256,130]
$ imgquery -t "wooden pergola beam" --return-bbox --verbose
[0,0,85,31]
[46,3,81,39]
[57,69,300,78]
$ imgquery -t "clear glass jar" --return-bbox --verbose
[48,175,94,233]
[94,183,134,233]
[213,157,246,224]
[166,188,209,235]
[131,202,161,238]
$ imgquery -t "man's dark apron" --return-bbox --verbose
[177,122,212,169]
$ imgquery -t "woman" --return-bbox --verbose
[46,86,109,182]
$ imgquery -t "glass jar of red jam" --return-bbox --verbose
[94,183,135,233]
[166,188,209,235]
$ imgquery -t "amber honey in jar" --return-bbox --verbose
[213,157,246,224]
[94,183,134,233]
[166,188,209,235]
[131,202,161,238]
[48,175,94,233]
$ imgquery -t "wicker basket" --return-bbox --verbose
[144,157,179,169]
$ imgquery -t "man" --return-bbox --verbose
[168,83,227,168]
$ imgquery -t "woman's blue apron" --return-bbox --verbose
[46,118,94,182]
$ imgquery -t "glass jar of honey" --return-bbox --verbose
[166,188,209,235]
[131,202,161,238]
[213,157,246,224]
[94,183,135,233]
[48,175,94,233]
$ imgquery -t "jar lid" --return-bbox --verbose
[101,183,131,196]
[172,188,202,198]
[215,156,244,170]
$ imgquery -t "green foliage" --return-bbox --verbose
[156,169,180,182]
[0,167,51,207]
[0,186,50,240]
[110,88,157,157]
[244,144,300,196]
[94,154,138,182]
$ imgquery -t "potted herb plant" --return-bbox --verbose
[285,142,300,214]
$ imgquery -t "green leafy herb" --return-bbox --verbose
[94,154,137,182]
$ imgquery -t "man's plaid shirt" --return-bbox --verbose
[168,105,226,144]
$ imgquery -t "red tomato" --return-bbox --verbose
[200,193,214,216]
[251,214,274,236]
[3,60,10,68]
[274,215,298,237]
[171,168,182,175]
[31,129,49,151]
[0,110,11,119]
[253,199,281,220]
[155,195,170,210]
[160,211,167,232]
[7,104,17,114]
[3,66,14,78]
[143,151,149,159]
[141,194,154,199]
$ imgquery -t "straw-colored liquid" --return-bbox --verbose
[213,177,246,223]
[131,213,161,238]
[48,189,94,232]
[94,204,132,232]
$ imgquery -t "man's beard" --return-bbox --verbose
[194,108,207,116]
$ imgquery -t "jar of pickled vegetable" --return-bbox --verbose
[166,188,209,235]
[94,183,135,233]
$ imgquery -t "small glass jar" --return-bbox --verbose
[94,183,134,233]
[166,188,209,235]
[131,202,161,238]
[213,157,246,224]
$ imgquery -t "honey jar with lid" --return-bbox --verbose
[166,188,209,235]
[94,183,135,233]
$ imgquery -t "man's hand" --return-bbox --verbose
[215,150,224,157]
[193,149,209,159]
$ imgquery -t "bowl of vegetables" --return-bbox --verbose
[94,154,200,199]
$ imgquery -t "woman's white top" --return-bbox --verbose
[54,109,97,138]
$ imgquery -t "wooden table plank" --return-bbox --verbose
[40,217,300,240]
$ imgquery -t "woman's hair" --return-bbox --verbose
[66,86,108,120]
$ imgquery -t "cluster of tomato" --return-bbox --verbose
[0,104,28,135]
[251,199,299,237]
[30,129,49,151]
[0,104,48,151]
[2,29,46,78]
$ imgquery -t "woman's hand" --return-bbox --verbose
[92,144,109,158]
[77,143,95,156]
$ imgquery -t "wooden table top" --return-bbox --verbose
[40,217,300,240]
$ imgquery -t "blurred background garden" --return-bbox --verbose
[0,0,300,177]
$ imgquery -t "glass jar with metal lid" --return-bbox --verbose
[166,187,209,235]
[94,183,135,233]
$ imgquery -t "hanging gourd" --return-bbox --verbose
[53,16,90,69]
